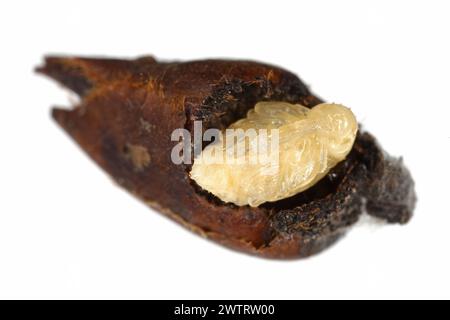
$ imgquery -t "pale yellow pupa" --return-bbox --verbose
[190,102,358,207]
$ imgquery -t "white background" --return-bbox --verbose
[0,0,449,299]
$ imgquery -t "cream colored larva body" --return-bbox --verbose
[190,102,358,207]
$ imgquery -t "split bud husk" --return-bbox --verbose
[190,102,358,207]
[39,56,416,258]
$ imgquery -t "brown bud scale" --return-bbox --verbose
[37,56,416,259]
